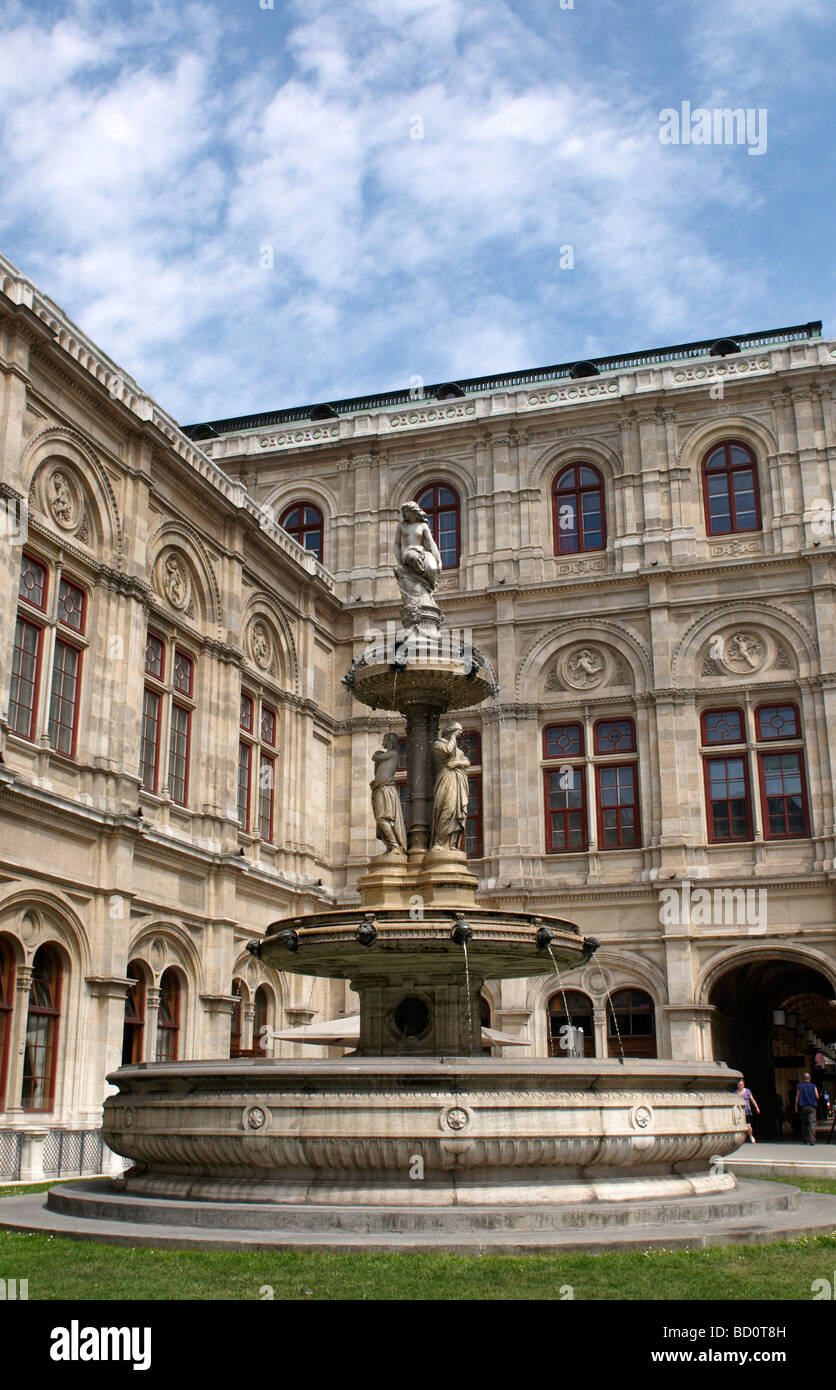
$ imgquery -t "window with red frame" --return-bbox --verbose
[593,718,636,754]
[121,962,145,1065]
[552,464,606,554]
[542,723,586,853]
[703,755,752,841]
[238,694,255,831]
[0,937,14,1109]
[9,556,48,741]
[22,945,62,1111]
[759,751,809,838]
[607,988,657,1059]
[459,731,483,858]
[596,763,640,848]
[46,577,86,756]
[701,708,745,745]
[155,969,180,1061]
[415,483,460,568]
[279,503,324,562]
[229,979,244,1058]
[756,704,800,741]
[254,986,269,1054]
[702,441,761,536]
[548,990,595,1057]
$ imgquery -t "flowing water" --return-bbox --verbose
[546,944,582,1058]
[605,987,626,1063]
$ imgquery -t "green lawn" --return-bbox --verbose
[2,1180,835,1300]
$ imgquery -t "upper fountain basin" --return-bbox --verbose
[346,655,495,714]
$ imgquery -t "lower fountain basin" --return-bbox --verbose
[103,1057,747,1207]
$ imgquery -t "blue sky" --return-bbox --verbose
[0,0,833,424]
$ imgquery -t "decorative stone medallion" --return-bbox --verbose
[47,468,81,530]
[629,1104,654,1130]
[160,552,190,611]
[722,630,766,674]
[243,1104,270,1131]
[442,1105,470,1132]
[250,620,273,670]
[561,644,608,691]
[123,1107,136,1129]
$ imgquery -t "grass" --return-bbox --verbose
[2,1179,836,1300]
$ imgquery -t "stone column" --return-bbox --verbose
[199,994,238,1059]
[4,964,33,1118]
[19,1129,49,1183]
[403,700,441,860]
[145,986,161,1063]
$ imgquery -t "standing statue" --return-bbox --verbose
[370,732,407,854]
[430,722,470,851]
[394,502,442,604]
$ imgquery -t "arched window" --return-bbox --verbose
[254,986,269,1056]
[22,945,62,1111]
[0,937,15,1110]
[415,483,460,568]
[230,979,243,1058]
[121,962,145,1065]
[607,988,656,1058]
[279,502,324,562]
[547,990,595,1057]
[155,969,181,1062]
[552,465,606,554]
[701,441,761,536]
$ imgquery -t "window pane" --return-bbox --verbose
[261,706,276,745]
[19,555,47,609]
[9,618,41,739]
[595,720,635,753]
[145,633,164,679]
[240,693,254,731]
[238,741,252,829]
[757,705,799,740]
[140,687,161,791]
[173,649,193,696]
[168,705,190,804]
[48,641,80,755]
[57,579,85,632]
[544,724,583,758]
[703,709,743,744]
[259,754,275,841]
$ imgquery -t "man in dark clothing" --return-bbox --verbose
[796,1072,819,1145]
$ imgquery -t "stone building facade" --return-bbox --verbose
[1,247,835,1173]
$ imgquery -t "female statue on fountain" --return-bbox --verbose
[430,722,470,852]
[394,501,442,602]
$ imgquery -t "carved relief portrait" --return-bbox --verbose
[47,468,81,530]
[562,645,608,690]
[250,620,273,670]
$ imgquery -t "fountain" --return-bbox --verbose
[12,500,774,1247]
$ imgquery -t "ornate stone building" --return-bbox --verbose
[1,247,835,1175]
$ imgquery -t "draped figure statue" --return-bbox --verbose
[430,722,470,851]
[393,501,442,604]
[370,732,407,854]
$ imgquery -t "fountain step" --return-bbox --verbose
[1,1181,834,1253]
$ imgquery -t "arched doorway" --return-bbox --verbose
[708,956,836,1140]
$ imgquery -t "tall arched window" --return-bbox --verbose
[22,945,62,1111]
[254,986,269,1055]
[0,937,15,1110]
[155,969,181,1062]
[415,483,460,568]
[121,961,146,1065]
[230,979,243,1058]
[547,990,595,1057]
[552,465,606,554]
[701,441,761,535]
[279,502,324,562]
[607,988,656,1058]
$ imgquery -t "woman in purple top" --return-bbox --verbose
[737,1078,760,1143]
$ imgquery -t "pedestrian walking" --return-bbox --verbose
[737,1078,760,1143]
[796,1072,819,1145]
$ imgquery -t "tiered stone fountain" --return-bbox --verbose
[7,503,778,1248]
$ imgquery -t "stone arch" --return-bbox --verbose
[677,415,779,536]
[515,620,652,699]
[0,888,93,974]
[128,921,205,993]
[265,478,339,525]
[22,426,123,559]
[147,520,222,632]
[396,459,476,506]
[696,943,836,1009]
[241,594,299,695]
[672,602,819,685]
[529,437,624,491]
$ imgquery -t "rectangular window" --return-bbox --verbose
[19,554,48,610]
[702,708,744,745]
[172,648,193,697]
[704,755,752,842]
[756,704,800,741]
[9,617,42,739]
[145,632,164,680]
[544,766,587,852]
[594,719,636,754]
[47,640,81,756]
[140,688,162,791]
[168,704,191,804]
[258,754,275,842]
[238,740,252,829]
[596,763,640,848]
[543,723,584,759]
[465,774,483,858]
[759,751,808,839]
[57,577,85,633]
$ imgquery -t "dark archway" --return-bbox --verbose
[709,956,836,1139]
